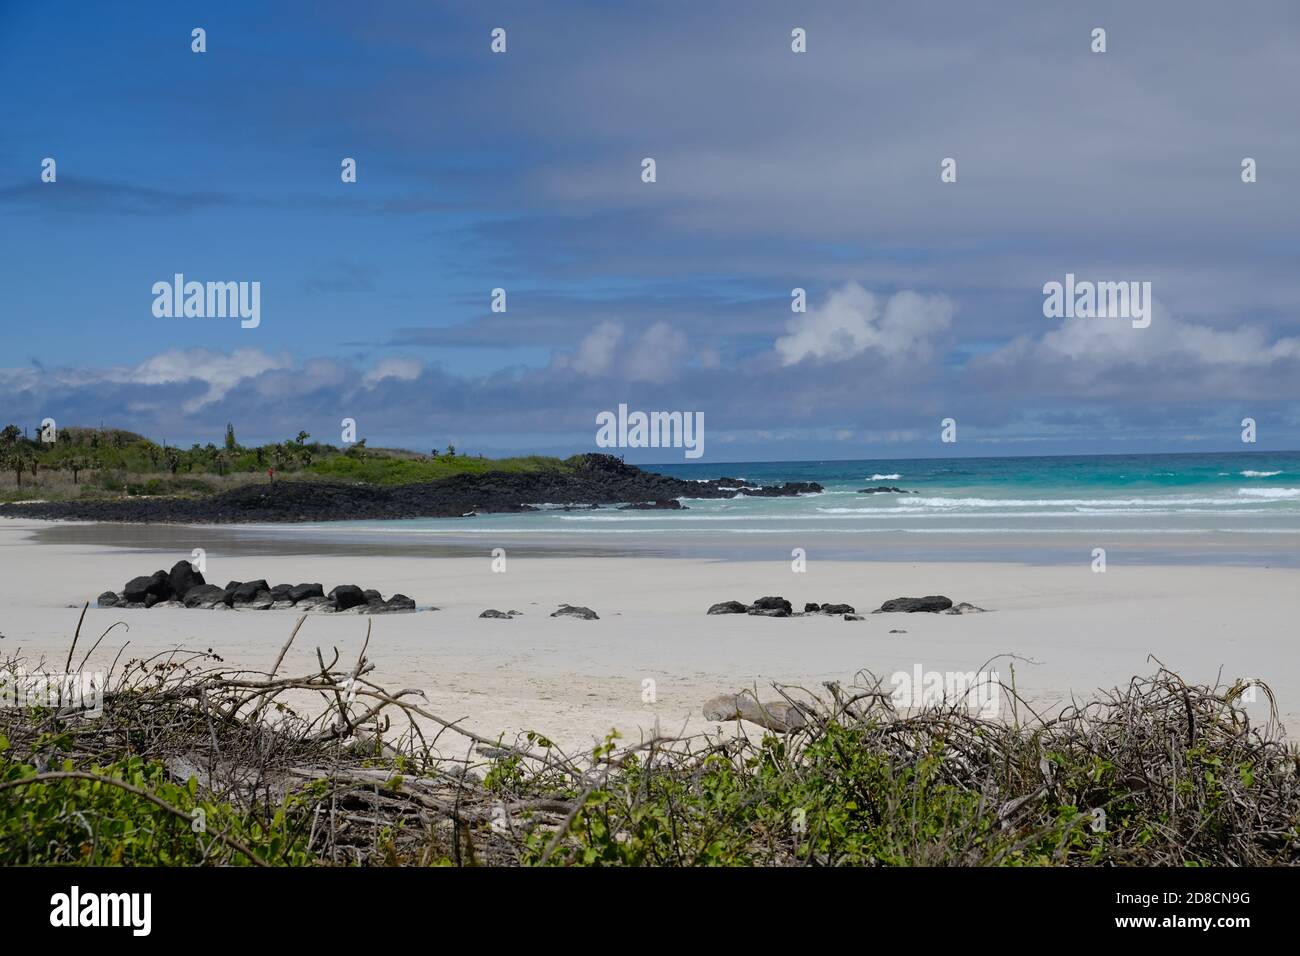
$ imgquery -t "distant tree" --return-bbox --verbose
[224,423,238,452]
[3,447,27,487]
[214,451,228,477]
[255,447,265,467]
[430,448,438,458]
[0,424,20,447]
[165,448,180,476]
[295,431,310,446]
[447,444,456,457]
[65,457,88,484]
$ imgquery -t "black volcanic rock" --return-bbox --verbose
[0,454,822,524]
[124,571,169,604]
[551,604,599,620]
[288,583,324,602]
[101,570,420,613]
[167,560,204,600]
[748,595,792,617]
[820,603,856,615]
[735,482,821,497]
[229,580,269,605]
[708,600,749,615]
[243,591,274,610]
[328,584,366,610]
[875,596,954,614]
[618,499,686,510]
[858,486,916,494]
[183,584,225,608]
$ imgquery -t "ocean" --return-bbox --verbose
[35,450,1299,566]
[311,450,1300,538]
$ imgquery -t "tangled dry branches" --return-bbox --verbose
[1,608,1296,866]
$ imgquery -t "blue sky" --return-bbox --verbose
[2,0,1298,461]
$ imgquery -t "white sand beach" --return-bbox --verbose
[1,520,1296,752]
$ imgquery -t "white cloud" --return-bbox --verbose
[551,320,689,382]
[774,284,955,366]
[988,299,1300,372]
[563,320,624,376]
[625,321,688,382]
[363,357,423,388]
[129,348,289,412]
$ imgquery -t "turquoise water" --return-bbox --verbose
[316,451,1300,538]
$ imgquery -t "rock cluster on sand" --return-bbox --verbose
[707,597,857,619]
[857,486,918,494]
[617,499,688,510]
[96,561,417,613]
[748,596,794,617]
[804,602,856,615]
[706,595,986,619]
[479,609,522,619]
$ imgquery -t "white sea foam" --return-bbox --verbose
[1241,470,1282,478]
[869,473,902,480]
[1236,487,1300,499]
[883,495,1267,509]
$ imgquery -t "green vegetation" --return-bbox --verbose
[2,615,1294,867]
[0,748,310,866]
[308,452,569,486]
[0,421,571,502]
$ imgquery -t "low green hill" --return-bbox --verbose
[0,422,573,502]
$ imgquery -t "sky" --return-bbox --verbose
[2,0,1298,462]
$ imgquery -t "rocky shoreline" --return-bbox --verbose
[0,454,821,524]
[97,560,418,613]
